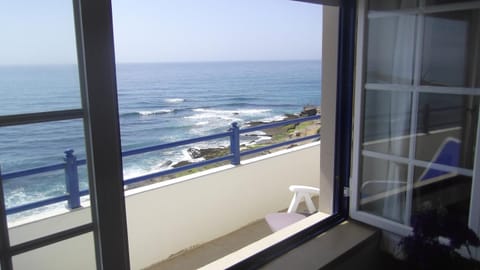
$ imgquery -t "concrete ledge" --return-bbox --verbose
[201,219,379,270]
[263,220,379,270]
[200,212,330,269]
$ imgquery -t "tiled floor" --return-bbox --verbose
[145,218,272,270]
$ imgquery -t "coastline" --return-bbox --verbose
[125,106,321,189]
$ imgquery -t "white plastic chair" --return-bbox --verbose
[265,185,320,232]
[287,185,320,214]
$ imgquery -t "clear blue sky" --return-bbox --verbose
[0,1,322,65]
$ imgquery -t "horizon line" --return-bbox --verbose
[0,58,322,67]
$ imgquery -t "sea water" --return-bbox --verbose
[0,60,321,217]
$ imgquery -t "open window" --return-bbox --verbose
[351,0,480,259]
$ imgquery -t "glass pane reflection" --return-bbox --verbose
[421,9,480,88]
[416,94,479,169]
[362,90,412,157]
[411,166,471,228]
[366,15,417,84]
[359,156,408,223]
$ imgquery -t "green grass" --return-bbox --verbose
[296,120,315,130]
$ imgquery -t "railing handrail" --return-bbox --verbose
[2,163,65,181]
[1,115,320,215]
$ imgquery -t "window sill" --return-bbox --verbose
[201,218,378,270]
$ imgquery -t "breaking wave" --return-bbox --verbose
[164,98,185,103]
[121,109,175,117]
[185,108,271,121]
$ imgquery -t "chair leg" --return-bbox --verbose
[287,193,301,213]
[304,194,316,214]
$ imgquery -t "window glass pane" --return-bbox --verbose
[366,15,416,84]
[0,120,90,227]
[0,2,80,116]
[112,0,324,268]
[363,90,412,157]
[359,156,408,223]
[421,9,480,88]
[415,94,479,170]
[368,0,418,10]
[411,166,471,229]
[358,0,480,237]
[12,233,96,269]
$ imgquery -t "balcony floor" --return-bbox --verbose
[145,197,319,270]
[145,218,271,270]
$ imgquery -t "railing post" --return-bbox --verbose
[64,149,81,209]
[230,122,241,165]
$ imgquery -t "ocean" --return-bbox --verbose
[0,60,321,216]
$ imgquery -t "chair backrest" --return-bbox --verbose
[287,185,319,214]
[419,137,461,181]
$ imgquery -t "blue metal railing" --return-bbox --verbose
[0,115,320,215]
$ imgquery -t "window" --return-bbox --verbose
[0,1,129,269]
[0,1,97,268]
[111,1,332,268]
[351,0,480,249]
[0,1,357,269]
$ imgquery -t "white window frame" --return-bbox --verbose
[350,0,480,257]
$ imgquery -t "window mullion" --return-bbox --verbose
[73,0,130,269]
[404,6,425,225]
[350,0,368,216]
[366,83,480,95]
[0,109,83,127]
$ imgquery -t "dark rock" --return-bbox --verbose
[300,106,317,116]
[198,147,229,160]
[172,160,192,168]
[246,121,267,127]
[187,147,202,159]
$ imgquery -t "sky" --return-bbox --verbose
[0,1,322,65]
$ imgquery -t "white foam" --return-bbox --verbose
[123,166,152,180]
[258,114,287,122]
[138,109,173,116]
[244,130,267,136]
[253,135,272,143]
[181,148,206,162]
[185,108,271,122]
[193,108,271,115]
[165,98,185,103]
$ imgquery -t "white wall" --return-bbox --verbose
[8,143,321,270]
[319,5,339,214]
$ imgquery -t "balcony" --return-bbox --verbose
[4,116,326,269]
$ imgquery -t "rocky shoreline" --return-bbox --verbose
[176,106,320,164]
[125,106,321,189]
